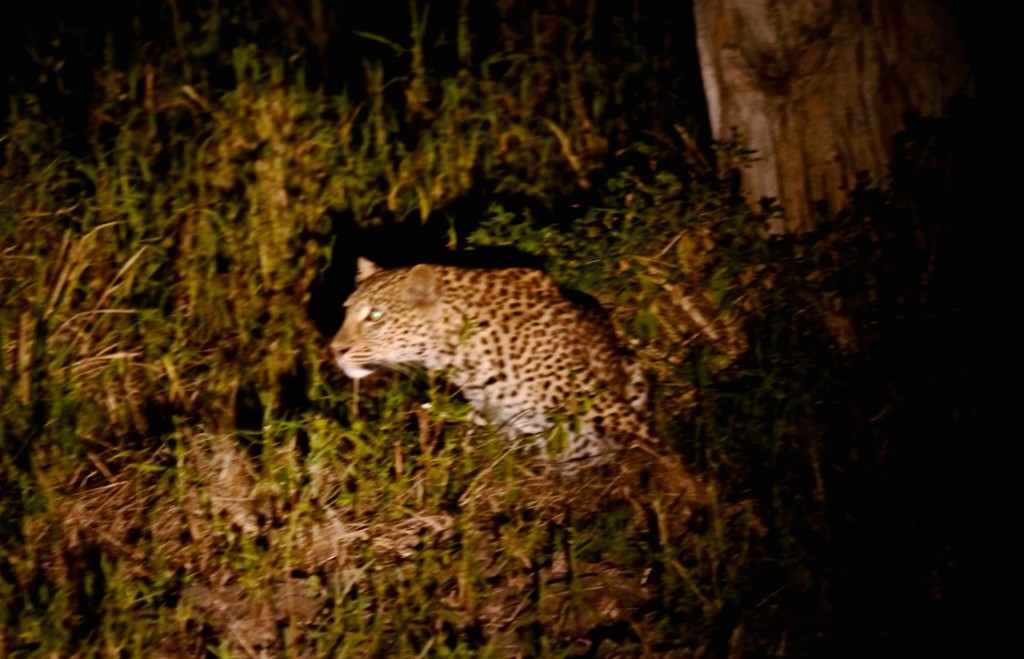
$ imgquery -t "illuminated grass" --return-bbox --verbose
[1,1,973,656]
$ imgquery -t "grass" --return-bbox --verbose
[1,1,978,656]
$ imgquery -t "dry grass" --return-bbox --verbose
[1,1,976,656]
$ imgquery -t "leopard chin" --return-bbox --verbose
[338,359,376,379]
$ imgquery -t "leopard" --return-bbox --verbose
[329,257,655,470]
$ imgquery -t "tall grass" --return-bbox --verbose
[1,0,976,656]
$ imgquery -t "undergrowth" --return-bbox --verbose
[1,1,976,656]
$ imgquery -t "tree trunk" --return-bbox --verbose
[693,0,971,232]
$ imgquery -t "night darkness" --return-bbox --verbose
[0,1,999,656]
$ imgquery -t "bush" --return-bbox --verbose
[0,1,977,655]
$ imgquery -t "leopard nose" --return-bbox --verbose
[329,342,348,359]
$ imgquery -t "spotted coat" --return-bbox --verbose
[330,258,651,467]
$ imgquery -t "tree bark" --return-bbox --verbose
[693,0,971,232]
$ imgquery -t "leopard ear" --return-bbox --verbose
[405,264,439,307]
[355,257,381,285]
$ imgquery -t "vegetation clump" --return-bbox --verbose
[1,1,978,655]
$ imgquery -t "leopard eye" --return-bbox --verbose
[368,308,385,322]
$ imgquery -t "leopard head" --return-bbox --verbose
[330,258,447,378]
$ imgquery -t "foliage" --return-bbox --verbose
[1,0,976,656]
